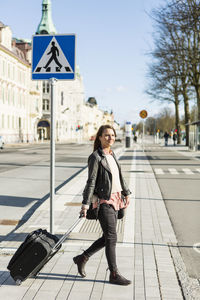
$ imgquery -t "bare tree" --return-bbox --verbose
[146,0,200,145]
[146,20,182,143]
[145,117,157,135]
[155,107,175,134]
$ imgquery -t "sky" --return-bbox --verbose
[0,0,170,125]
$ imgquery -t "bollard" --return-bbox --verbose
[126,136,131,147]
[125,121,131,148]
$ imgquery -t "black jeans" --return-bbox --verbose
[85,203,118,272]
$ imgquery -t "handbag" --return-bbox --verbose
[86,196,100,220]
[117,208,125,219]
[117,195,127,219]
[86,203,98,220]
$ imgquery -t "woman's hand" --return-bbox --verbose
[124,196,130,208]
[80,207,87,218]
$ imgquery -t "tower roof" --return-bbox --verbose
[36,0,56,35]
[87,97,97,106]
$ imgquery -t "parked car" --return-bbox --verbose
[0,136,4,149]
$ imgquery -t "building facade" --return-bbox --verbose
[0,22,42,143]
[0,0,115,144]
[35,0,114,142]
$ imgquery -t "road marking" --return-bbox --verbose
[154,168,164,175]
[168,168,179,175]
[0,247,17,255]
[182,168,194,175]
[196,168,200,173]
[193,242,200,254]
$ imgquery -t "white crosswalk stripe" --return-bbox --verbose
[154,168,164,175]
[168,168,179,174]
[182,168,194,175]
[153,167,200,175]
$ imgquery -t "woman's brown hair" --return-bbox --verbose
[93,125,116,152]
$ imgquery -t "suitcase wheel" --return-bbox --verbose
[14,278,22,286]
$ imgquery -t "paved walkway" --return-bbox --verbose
[0,143,199,299]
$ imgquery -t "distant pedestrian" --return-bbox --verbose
[173,132,177,146]
[73,124,132,285]
[164,132,169,146]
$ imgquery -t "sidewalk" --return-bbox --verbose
[0,144,199,299]
[157,137,200,157]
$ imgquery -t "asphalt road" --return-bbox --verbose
[144,141,200,279]
[0,141,122,239]
[0,143,88,234]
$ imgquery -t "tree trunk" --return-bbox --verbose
[195,85,200,121]
[174,93,181,144]
[182,86,190,146]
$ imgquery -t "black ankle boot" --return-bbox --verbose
[109,270,131,285]
[73,253,89,278]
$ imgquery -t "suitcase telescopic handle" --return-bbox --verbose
[52,216,83,250]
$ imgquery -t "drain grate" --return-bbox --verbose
[0,219,20,225]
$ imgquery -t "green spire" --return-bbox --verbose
[36,0,57,34]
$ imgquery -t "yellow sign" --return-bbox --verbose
[139,110,148,119]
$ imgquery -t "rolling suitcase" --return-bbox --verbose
[7,217,81,285]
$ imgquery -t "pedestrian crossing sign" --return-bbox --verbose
[32,34,76,80]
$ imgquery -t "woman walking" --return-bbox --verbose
[73,124,131,285]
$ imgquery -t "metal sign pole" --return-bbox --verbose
[32,35,76,235]
[143,121,144,152]
[50,78,56,234]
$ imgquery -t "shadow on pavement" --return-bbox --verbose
[38,273,108,283]
[1,271,108,286]
[0,196,39,208]
[0,166,87,242]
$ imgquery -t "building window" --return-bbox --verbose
[8,64,10,78]
[35,99,39,112]
[12,65,15,80]
[8,89,10,105]
[2,87,6,103]
[1,87,2,103]
[7,115,10,128]
[3,60,5,76]
[19,117,22,130]
[12,89,15,105]
[42,82,50,93]
[43,99,50,111]
[43,81,45,93]
[47,82,50,93]
[2,114,4,128]
[61,92,64,105]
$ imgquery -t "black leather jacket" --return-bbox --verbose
[82,147,131,206]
